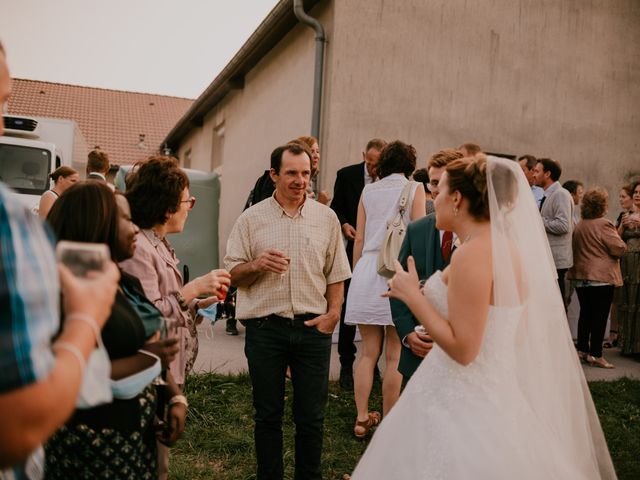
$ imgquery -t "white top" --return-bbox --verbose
[344,174,419,326]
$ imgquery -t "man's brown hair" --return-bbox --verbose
[459,143,482,156]
[427,148,464,170]
[87,148,110,174]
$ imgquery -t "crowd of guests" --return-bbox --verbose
[1,38,639,480]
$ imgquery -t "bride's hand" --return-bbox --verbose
[382,257,422,303]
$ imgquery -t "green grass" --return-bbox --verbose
[170,374,640,479]
[589,378,640,479]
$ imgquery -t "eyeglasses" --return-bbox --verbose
[181,197,196,209]
[426,180,439,192]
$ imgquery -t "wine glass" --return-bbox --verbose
[152,317,178,386]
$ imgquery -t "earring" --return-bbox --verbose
[454,207,459,216]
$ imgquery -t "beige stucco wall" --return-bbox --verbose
[177,2,334,263]
[177,0,639,263]
[321,0,640,221]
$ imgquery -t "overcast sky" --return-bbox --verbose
[1,0,280,99]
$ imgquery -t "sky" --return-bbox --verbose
[0,0,280,99]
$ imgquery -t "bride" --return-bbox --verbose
[350,155,616,479]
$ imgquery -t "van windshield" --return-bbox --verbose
[0,143,51,195]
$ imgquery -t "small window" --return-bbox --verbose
[183,148,192,169]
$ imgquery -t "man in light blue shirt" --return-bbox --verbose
[518,154,544,207]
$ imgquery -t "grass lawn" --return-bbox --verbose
[170,374,640,479]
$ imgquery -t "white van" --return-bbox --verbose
[0,115,87,212]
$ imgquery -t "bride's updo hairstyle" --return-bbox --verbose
[447,154,519,219]
[446,154,490,220]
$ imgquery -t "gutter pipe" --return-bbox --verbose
[293,0,326,140]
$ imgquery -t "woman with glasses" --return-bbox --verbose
[119,156,231,478]
[121,156,230,386]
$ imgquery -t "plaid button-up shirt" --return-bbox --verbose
[225,195,351,320]
[0,183,59,479]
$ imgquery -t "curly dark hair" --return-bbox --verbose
[47,181,119,260]
[125,156,189,229]
[377,140,417,179]
[581,188,608,219]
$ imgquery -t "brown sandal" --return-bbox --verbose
[354,411,381,438]
[587,355,615,369]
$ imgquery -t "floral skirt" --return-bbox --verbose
[44,386,157,479]
[618,249,640,354]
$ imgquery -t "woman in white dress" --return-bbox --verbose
[345,140,425,437]
[351,155,616,479]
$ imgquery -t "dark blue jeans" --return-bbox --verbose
[243,315,332,480]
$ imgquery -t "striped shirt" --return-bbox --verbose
[224,195,351,320]
[0,183,59,479]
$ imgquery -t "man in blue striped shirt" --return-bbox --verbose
[0,41,119,480]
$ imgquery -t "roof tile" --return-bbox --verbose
[7,79,194,165]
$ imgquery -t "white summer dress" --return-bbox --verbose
[344,174,418,326]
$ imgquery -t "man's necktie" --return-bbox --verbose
[441,230,453,262]
[539,195,546,211]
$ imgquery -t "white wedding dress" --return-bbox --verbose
[353,271,580,479]
[351,157,616,480]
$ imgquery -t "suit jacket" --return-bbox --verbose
[87,172,106,182]
[244,170,274,210]
[540,182,574,269]
[330,162,365,262]
[391,214,447,379]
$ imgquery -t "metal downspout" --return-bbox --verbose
[293,0,326,140]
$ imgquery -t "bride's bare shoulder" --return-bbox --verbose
[451,233,492,266]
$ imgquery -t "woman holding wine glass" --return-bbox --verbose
[120,156,231,479]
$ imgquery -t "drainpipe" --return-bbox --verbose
[293,0,325,140]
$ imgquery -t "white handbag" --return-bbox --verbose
[377,181,415,278]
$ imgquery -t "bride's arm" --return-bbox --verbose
[386,244,492,365]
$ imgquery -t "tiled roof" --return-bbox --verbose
[7,79,194,165]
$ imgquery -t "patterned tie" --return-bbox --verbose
[441,230,453,262]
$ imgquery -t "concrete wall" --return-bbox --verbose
[177,0,639,262]
[177,2,334,263]
[321,0,640,220]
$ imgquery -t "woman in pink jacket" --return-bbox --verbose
[568,187,626,368]
[120,156,230,386]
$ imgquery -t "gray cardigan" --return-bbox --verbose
[540,182,574,269]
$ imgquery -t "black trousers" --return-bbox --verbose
[576,285,614,358]
[557,268,568,306]
[337,278,357,369]
[243,315,332,480]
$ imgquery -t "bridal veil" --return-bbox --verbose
[487,155,615,478]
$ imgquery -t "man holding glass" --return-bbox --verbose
[224,141,350,480]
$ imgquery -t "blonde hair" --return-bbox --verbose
[427,148,464,170]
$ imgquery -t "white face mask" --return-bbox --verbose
[110,350,161,399]
[76,334,112,409]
